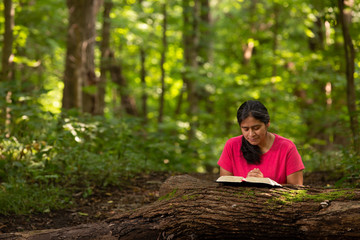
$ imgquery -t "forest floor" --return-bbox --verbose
[0,171,343,234]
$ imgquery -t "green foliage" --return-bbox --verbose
[0,182,71,215]
[0,107,213,214]
[1,0,360,216]
[337,149,360,187]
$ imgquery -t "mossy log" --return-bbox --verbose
[1,175,360,240]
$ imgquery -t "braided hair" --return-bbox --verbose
[237,100,270,165]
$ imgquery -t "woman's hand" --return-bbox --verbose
[246,168,264,178]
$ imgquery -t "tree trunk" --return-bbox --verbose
[338,0,360,155]
[1,0,14,82]
[198,0,212,65]
[109,53,138,116]
[63,0,88,111]
[140,48,148,123]
[182,0,199,140]
[138,0,148,124]
[3,175,360,240]
[1,0,14,138]
[97,0,113,115]
[81,0,98,114]
[271,3,279,78]
[197,0,215,128]
[62,0,101,114]
[174,83,185,116]
[158,2,167,124]
[242,0,257,66]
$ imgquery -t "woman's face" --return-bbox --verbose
[240,116,269,146]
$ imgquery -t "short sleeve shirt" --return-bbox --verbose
[217,134,304,184]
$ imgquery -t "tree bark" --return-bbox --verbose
[1,0,14,138]
[338,0,360,155]
[271,2,279,78]
[174,83,185,116]
[2,175,360,240]
[140,48,148,123]
[109,53,138,116]
[1,0,14,82]
[158,2,167,124]
[198,0,212,65]
[62,0,101,114]
[81,0,102,114]
[182,0,199,140]
[138,0,148,124]
[97,0,113,115]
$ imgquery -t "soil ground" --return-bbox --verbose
[0,171,342,234]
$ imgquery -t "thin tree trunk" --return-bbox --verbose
[139,0,148,124]
[109,53,138,116]
[140,49,147,123]
[198,0,212,65]
[197,0,215,128]
[242,0,257,66]
[174,84,185,116]
[308,17,324,51]
[1,0,14,82]
[158,2,167,124]
[182,0,199,140]
[271,3,279,77]
[1,0,14,138]
[98,0,113,115]
[338,0,360,155]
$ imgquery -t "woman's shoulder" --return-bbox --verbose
[225,135,242,146]
[273,134,297,147]
[228,135,242,142]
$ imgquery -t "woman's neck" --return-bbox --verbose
[259,132,275,153]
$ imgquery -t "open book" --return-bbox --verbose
[216,176,282,187]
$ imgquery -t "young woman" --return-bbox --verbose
[218,100,304,185]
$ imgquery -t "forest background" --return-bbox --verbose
[0,0,360,215]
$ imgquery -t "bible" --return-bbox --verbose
[216,176,282,187]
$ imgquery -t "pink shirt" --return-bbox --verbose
[217,134,304,184]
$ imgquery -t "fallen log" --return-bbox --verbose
[1,174,360,240]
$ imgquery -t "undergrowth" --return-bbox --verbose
[0,109,359,215]
[0,112,215,215]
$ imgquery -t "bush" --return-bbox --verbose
[0,111,217,214]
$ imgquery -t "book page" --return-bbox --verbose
[244,177,272,184]
[216,176,282,187]
[244,177,281,186]
[216,176,245,183]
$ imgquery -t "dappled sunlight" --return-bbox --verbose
[0,0,359,230]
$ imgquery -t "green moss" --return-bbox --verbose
[182,194,198,200]
[158,189,178,201]
[269,189,355,205]
[236,189,256,198]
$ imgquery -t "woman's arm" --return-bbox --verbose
[220,167,233,176]
[287,170,304,185]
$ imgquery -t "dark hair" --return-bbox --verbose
[237,100,270,165]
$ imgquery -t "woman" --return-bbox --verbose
[218,100,304,185]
